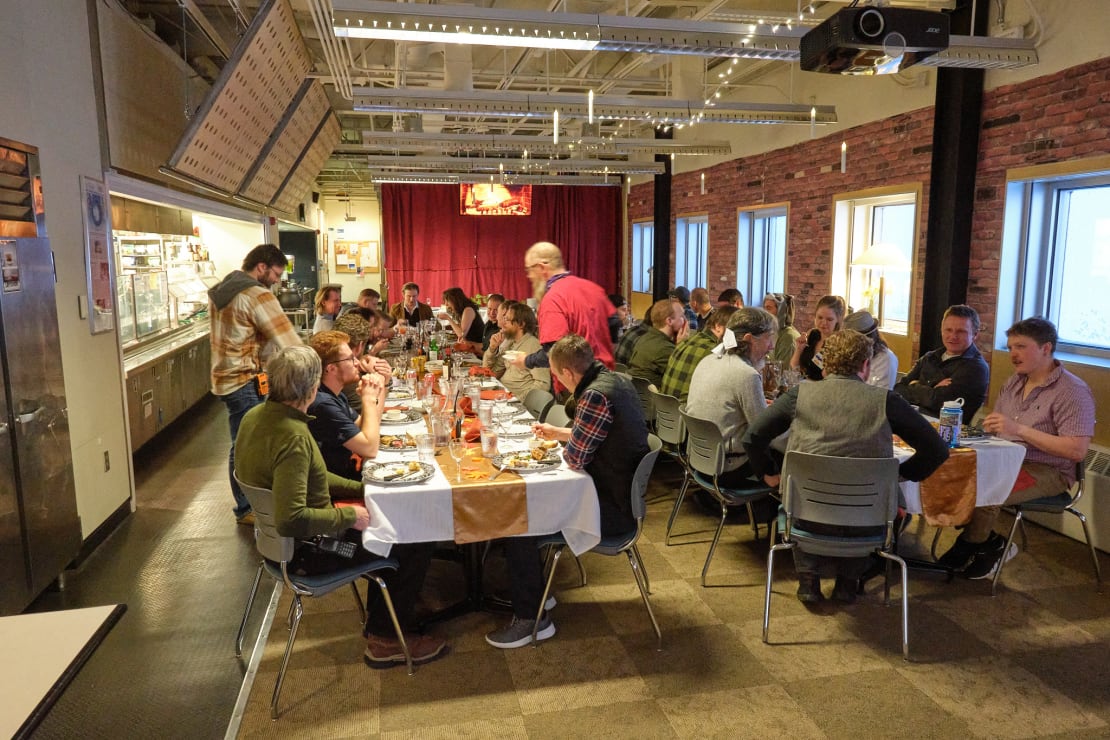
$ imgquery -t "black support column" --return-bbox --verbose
[652,126,673,302]
[919,3,989,351]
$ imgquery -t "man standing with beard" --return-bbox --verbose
[507,242,617,388]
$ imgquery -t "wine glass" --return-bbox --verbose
[448,438,467,483]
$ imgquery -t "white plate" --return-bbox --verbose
[386,388,414,401]
[381,409,423,425]
[363,461,435,485]
[498,422,535,438]
[490,453,561,473]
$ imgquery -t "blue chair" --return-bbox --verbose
[992,461,1102,595]
[679,408,776,586]
[233,475,412,719]
[531,435,664,649]
[763,452,911,660]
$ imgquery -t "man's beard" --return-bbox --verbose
[531,276,546,303]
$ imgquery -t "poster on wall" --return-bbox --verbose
[459,183,532,216]
[334,240,379,274]
[81,175,115,334]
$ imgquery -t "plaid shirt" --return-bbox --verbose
[659,329,718,402]
[564,387,612,470]
[614,321,649,365]
[210,286,301,396]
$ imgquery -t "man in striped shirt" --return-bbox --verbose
[209,244,302,525]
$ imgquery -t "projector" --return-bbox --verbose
[800,6,950,75]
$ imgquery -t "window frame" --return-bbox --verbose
[674,212,709,290]
[630,219,654,294]
[736,202,789,304]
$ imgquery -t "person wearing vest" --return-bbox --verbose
[743,330,947,605]
[486,334,649,650]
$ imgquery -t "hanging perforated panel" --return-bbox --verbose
[168,0,311,194]
[240,80,332,205]
[272,113,340,214]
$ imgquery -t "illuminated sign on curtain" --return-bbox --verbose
[460,184,533,216]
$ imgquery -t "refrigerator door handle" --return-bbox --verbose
[0,422,7,435]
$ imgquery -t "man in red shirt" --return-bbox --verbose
[507,241,616,391]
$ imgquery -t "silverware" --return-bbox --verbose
[490,461,511,481]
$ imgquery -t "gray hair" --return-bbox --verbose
[267,345,321,404]
[726,307,777,361]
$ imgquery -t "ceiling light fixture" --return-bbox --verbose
[346,132,732,157]
[368,172,621,186]
[361,154,664,176]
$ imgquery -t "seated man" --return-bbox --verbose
[614,305,652,366]
[481,293,505,351]
[689,287,713,330]
[627,298,689,387]
[743,330,948,604]
[234,345,445,667]
[389,281,435,325]
[307,330,387,481]
[659,305,737,402]
[717,288,745,308]
[357,288,380,311]
[894,304,989,422]
[332,313,374,413]
[668,286,699,327]
[484,301,550,398]
[487,335,649,649]
[938,317,1096,578]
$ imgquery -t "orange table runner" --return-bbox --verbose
[918,447,978,527]
[436,445,529,544]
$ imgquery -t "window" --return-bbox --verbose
[999,170,1110,358]
[630,221,654,293]
[831,189,919,335]
[737,205,787,303]
[675,215,708,289]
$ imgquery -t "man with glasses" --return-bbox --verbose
[209,243,302,526]
[306,330,389,481]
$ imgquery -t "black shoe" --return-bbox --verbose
[963,539,1018,580]
[936,535,979,571]
[857,555,886,591]
[796,575,824,604]
[832,576,857,604]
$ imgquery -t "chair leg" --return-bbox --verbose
[700,505,729,587]
[991,511,1022,596]
[351,581,367,626]
[271,595,304,719]
[533,547,564,645]
[664,476,692,546]
[629,545,651,595]
[286,597,296,630]
[235,562,264,658]
[626,546,662,650]
[1066,507,1103,591]
[930,527,943,560]
[570,551,587,587]
[369,574,413,675]
[878,551,911,661]
[745,501,759,538]
[763,543,792,643]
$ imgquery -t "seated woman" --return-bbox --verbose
[763,292,801,365]
[843,309,898,389]
[791,294,846,381]
[233,345,446,668]
[312,285,342,333]
[438,287,485,353]
[685,308,777,487]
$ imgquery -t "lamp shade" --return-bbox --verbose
[851,242,910,270]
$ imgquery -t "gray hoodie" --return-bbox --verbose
[209,270,263,311]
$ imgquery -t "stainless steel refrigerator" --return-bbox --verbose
[0,137,81,615]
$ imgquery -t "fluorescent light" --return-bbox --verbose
[361,154,664,176]
[346,132,732,157]
[335,26,598,51]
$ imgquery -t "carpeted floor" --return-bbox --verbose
[236,465,1110,739]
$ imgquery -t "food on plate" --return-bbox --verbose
[530,446,549,461]
[407,460,422,472]
[540,439,560,450]
[380,433,417,449]
[502,453,558,469]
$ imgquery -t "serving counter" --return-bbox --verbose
[123,323,211,452]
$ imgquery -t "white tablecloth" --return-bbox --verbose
[898,436,1026,514]
[361,405,601,557]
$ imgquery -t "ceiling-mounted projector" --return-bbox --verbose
[800,6,950,75]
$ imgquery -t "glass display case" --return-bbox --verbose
[133,271,170,339]
[117,275,136,344]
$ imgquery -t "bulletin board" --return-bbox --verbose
[334,240,379,274]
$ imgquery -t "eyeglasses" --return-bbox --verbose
[329,356,359,367]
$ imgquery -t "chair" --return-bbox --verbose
[523,388,555,422]
[545,402,571,428]
[647,389,692,544]
[992,461,1102,595]
[680,409,776,586]
[233,475,412,718]
[763,452,911,660]
[532,435,664,649]
[629,376,656,428]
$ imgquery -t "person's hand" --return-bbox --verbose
[794,334,807,352]
[359,372,385,397]
[369,338,390,356]
[675,320,690,344]
[369,357,392,378]
[507,352,527,370]
[934,377,952,387]
[348,504,371,531]
[489,331,504,351]
[983,411,1020,438]
[763,473,781,489]
[437,312,451,321]
[532,422,556,439]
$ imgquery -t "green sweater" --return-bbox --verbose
[234,400,362,538]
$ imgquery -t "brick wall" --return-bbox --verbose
[630,55,1110,359]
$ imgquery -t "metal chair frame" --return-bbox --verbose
[763,452,911,660]
[680,408,775,586]
[531,435,664,649]
[648,389,693,544]
[233,475,412,719]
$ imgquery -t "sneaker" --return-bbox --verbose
[796,575,824,604]
[364,633,448,668]
[544,595,557,611]
[485,615,556,649]
[831,576,857,604]
[965,542,1018,580]
[936,534,978,571]
[235,511,255,527]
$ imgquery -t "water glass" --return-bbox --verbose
[477,400,494,428]
[416,433,435,464]
[480,428,498,457]
[467,379,481,410]
[432,412,452,446]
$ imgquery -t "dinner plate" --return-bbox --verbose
[498,422,535,438]
[386,388,414,401]
[380,409,423,425]
[380,433,418,450]
[490,453,561,472]
[363,461,435,485]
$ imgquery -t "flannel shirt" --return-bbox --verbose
[563,387,612,470]
[210,286,301,396]
[659,329,718,402]
[614,321,649,366]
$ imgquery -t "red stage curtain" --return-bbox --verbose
[380,184,620,302]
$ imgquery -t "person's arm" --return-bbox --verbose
[532,422,573,443]
[983,412,1091,462]
[327,470,365,501]
[561,388,613,470]
[886,393,948,481]
[789,331,810,371]
[526,364,552,393]
[897,354,987,414]
[482,335,506,376]
[522,342,552,369]
[272,438,356,538]
[345,373,386,459]
[254,290,302,348]
[741,388,798,484]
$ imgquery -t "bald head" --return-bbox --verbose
[524,241,565,270]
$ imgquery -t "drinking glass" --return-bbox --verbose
[448,438,467,482]
[432,412,452,446]
[480,427,498,457]
[416,433,435,464]
[495,403,517,433]
[477,400,494,428]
